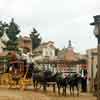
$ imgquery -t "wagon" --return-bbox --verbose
[0,60,25,88]
[18,64,33,90]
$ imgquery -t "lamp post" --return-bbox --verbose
[91,52,94,93]
[90,15,100,100]
[90,52,97,92]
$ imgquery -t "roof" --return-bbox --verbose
[10,60,24,64]
[86,48,97,53]
[20,36,31,41]
[0,52,8,57]
[0,40,6,48]
[1,32,9,42]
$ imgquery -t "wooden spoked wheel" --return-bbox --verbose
[0,73,12,87]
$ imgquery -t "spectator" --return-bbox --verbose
[80,66,88,92]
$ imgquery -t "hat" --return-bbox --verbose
[90,15,100,25]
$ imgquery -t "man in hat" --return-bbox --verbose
[80,66,88,92]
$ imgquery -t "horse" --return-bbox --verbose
[55,72,69,96]
[32,69,57,91]
[32,70,68,94]
[55,72,81,96]
[67,73,81,96]
[32,68,43,89]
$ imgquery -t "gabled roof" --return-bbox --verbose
[1,32,9,43]
[0,40,6,48]
[19,36,31,41]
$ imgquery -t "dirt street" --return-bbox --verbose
[0,87,96,100]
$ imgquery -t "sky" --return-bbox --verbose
[0,0,99,53]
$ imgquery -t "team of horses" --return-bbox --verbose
[26,64,81,96]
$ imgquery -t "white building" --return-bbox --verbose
[0,31,9,73]
[32,41,56,70]
[33,41,56,60]
[0,30,9,52]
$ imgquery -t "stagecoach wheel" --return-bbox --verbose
[19,79,25,90]
[6,73,15,88]
[0,73,11,87]
[18,79,23,88]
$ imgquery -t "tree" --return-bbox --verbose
[55,48,60,56]
[6,18,20,51]
[7,18,20,41]
[6,40,18,51]
[30,28,41,50]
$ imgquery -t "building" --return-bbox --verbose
[18,36,32,53]
[32,40,87,75]
[86,48,97,91]
[0,30,10,73]
[0,31,9,52]
[86,48,97,79]
[57,40,87,77]
[32,41,56,61]
[32,41,56,70]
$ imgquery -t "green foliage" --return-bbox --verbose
[5,40,18,51]
[2,18,20,51]
[30,28,41,50]
[55,48,60,56]
[6,18,20,41]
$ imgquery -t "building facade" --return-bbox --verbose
[86,48,97,79]
[32,41,56,60]
[57,40,86,77]
[32,41,56,70]
[18,36,32,53]
[86,48,97,91]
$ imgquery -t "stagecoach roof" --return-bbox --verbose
[10,60,24,64]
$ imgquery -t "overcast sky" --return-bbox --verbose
[0,0,99,53]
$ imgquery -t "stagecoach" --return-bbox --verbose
[0,50,34,89]
[1,60,34,90]
[0,60,24,87]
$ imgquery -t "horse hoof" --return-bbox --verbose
[77,94,79,96]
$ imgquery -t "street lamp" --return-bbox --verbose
[90,15,100,100]
[90,52,97,92]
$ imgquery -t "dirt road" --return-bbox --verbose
[0,88,96,100]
